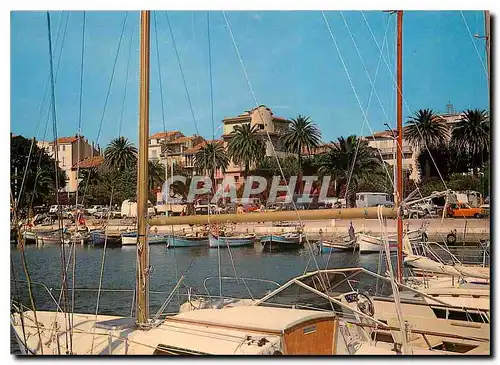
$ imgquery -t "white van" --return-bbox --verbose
[355,192,392,208]
[121,200,156,218]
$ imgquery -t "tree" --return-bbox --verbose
[280,115,321,192]
[104,137,137,172]
[451,109,490,176]
[10,135,67,209]
[405,109,450,178]
[148,159,166,191]
[317,135,385,207]
[227,124,265,178]
[194,142,229,191]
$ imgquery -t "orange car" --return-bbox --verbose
[447,203,483,218]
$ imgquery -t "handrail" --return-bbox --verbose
[202,276,281,299]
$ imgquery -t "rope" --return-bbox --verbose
[46,11,71,352]
[118,21,135,137]
[90,187,114,354]
[164,11,200,135]
[460,11,488,78]
[360,11,449,189]
[222,11,329,292]
[340,12,395,202]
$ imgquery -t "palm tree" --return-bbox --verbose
[148,160,166,191]
[405,109,449,178]
[194,142,229,192]
[104,137,137,172]
[451,109,490,175]
[318,135,384,207]
[227,124,265,178]
[280,115,321,192]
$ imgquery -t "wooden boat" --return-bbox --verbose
[90,230,122,247]
[358,230,423,253]
[319,238,356,253]
[208,233,255,248]
[167,233,209,248]
[121,231,169,245]
[260,232,303,249]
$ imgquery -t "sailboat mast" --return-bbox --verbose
[136,10,150,325]
[396,10,404,282]
[484,11,490,98]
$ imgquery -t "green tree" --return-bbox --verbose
[227,124,265,178]
[148,160,166,191]
[10,135,67,209]
[451,109,490,176]
[280,115,321,192]
[104,137,137,172]
[405,109,450,178]
[194,142,229,191]
[317,135,385,207]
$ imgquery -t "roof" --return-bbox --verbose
[55,136,79,144]
[169,136,200,144]
[174,306,335,332]
[184,139,223,155]
[73,156,104,169]
[149,131,183,140]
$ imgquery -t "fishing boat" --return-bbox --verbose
[208,233,256,248]
[90,230,122,247]
[357,229,423,253]
[121,231,169,245]
[167,233,209,248]
[319,237,356,253]
[260,232,303,251]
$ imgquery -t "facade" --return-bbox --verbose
[221,105,291,186]
[37,135,100,193]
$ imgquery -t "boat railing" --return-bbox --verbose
[202,276,281,301]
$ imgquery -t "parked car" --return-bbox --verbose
[49,205,59,214]
[93,207,110,219]
[446,203,483,218]
[87,205,104,215]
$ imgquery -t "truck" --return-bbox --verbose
[121,200,156,218]
[355,192,392,208]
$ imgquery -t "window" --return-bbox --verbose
[62,145,66,151]
[62,157,66,166]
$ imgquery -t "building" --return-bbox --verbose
[221,105,291,186]
[37,135,100,193]
[148,131,184,162]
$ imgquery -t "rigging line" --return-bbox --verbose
[47,11,71,350]
[75,11,86,209]
[164,11,200,135]
[342,12,394,202]
[118,22,135,137]
[321,12,395,199]
[90,186,114,354]
[17,11,68,210]
[80,11,128,206]
[360,11,449,189]
[153,12,167,134]
[207,11,221,298]
[460,11,488,78]
[221,11,328,292]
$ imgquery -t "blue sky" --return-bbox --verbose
[11,10,489,148]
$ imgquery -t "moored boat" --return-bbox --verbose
[167,233,209,248]
[121,231,169,245]
[260,232,303,251]
[319,238,356,253]
[358,230,423,253]
[209,233,256,248]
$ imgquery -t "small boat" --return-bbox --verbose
[319,237,356,253]
[90,230,122,247]
[121,231,169,245]
[260,232,303,251]
[209,233,256,248]
[21,231,38,245]
[167,233,209,248]
[358,230,423,253]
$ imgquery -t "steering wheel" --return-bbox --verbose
[356,292,375,317]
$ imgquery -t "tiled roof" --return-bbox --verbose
[72,156,104,169]
[169,136,198,144]
[184,140,223,155]
[150,131,183,140]
[55,136,78,144]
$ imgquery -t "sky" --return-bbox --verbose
[10,10,489,148]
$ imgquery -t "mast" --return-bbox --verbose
[136,10,150,326]
[485,11,490,102]
[396,10,404,282]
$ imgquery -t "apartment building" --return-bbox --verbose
[37,135,100,193]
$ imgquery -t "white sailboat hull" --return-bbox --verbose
[358,231,422,253]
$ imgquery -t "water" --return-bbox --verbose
[9,242,486,353]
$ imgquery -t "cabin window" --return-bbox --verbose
[432,342,477,354]
[431,307,447,319]
[373,332,394,343]
[303,325,316,334]
[447,310,468,321]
